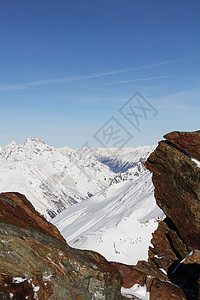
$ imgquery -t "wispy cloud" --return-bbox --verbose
[154,91,192,110]
[105,75,169,85]
[156,91,187,102]
[0,56,199,92]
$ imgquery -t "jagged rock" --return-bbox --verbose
[148,218,188,272]
[145,137,200,250]
[164,130,200,161]
[0,192,65,244]
[149,278,186,300]
[111,260,186,299]
[0,192,122,300]
[111,260,167,287]
[143,130,200,299]
[115,131,200,300]
[110,262,146,288]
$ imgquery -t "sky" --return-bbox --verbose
[0,0,200,148]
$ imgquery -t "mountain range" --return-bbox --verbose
[0,138,155,220]
[0,131,199,299]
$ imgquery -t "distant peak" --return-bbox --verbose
[10,140,18,146]
[24,138,46,146]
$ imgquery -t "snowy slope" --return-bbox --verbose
[80,146,155,173]
[109,161,147,185]
[0,138,155,220]
[0,138,113,219]
[53,170,164,265]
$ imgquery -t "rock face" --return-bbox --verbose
[1,130,200,299]
[0,192,121,299]
[164,130,200,161]
[145,135,200,250]
[113,131,200,299]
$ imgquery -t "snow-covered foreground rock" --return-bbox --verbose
[53,171,164,265]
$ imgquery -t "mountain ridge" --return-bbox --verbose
[0,138,154,220]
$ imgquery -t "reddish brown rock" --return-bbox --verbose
[0,192,65,243]
[1,130,200,299]
[142,130,200,299]
[164,130,200,161]
[183,249,200,264]
[150,278,186,300]
[114,131,200,299]
[110,262,146,288]
[110,260,168,289]
[148,219,188,272]
[0,192,122,299]
[145,138,200,250]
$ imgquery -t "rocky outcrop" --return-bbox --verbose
[164,130,200,161]
[145,135,200,250]
[0,192,122,299]
[114,130,200,299]
[1,130,200,299]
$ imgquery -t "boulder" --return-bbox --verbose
[145,138,200,250]
[0,192,121,300]
[114,131,200,300]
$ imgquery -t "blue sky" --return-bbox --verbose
[0,0,200,148]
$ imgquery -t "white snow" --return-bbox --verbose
[43,274,52,281]
[53,171,164,265]
[191,157,200,168]
[154,254,163,259]
[0,138,164,267]
[121,284,150,300]
[0,138,155,220]
[0,139,114,219]
[159,268,167,275]
[12,277,27,283]
[32,284,40,292]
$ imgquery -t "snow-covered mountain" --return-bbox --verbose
[53,170,164,265]
[0,138,155,220]
[82,145,155,173]
[0,137,165,300]
[109,161,147,185]
[0,138,112,219]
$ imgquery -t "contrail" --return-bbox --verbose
[0,56,199,91]
[105,75,169,85]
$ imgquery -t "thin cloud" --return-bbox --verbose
[0,56,199,92]
[154,91,190,109]
[157,91,187,102]
[105,75,169,85]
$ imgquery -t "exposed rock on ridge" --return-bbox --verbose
[0,192,121,299]
[113,130,200,299]
[145,135,200,250]
[164,130,200,161]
